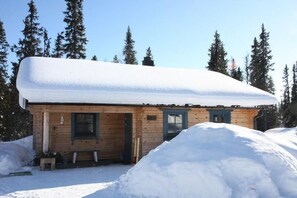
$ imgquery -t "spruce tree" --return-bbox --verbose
[250,24,274,93]
[280,65,291,127]
[230,58,243,81]
[123,26,137,65]
[13,0,43,60]
[250,24,278,131]
[206,31,228,75]
[244,54,250,84]
[142,47,155,66]
[0,20,9,141]
[63,0,87,59]
[91,55,97,61]
[112,55,119,63]
[42,28,51,57]
[9,0,44,140]
[289,63,297,126]
[52,32,64,58]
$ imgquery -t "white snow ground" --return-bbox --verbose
[0,123,297,198]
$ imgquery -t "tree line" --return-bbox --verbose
[0,0,155,141]
[0,0,296,140]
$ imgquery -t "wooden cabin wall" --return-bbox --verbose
[231,109,259,129]
[29,105,138,162]
[29,105,260,160]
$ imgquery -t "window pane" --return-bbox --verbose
[75,114,96,137]
[175,114,183,124]
[213,114,226,123]
[167,114,183,133]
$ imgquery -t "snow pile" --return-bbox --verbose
[0,136,34,175]
[264,127,297,159]
[119,123,297,198]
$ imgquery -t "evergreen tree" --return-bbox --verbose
[42,28,51,57]
[63,0,87,59]
[206,31,228,75]
[244,54,250,84]
[250,24,277,131]
[230,58,243,81]
[13,0,43,60]
[289,63,297,126]
[142,47,155,66]
[91,55,97,61]
[8,0,44,140]
[280,65,291,127]
[52,32,64,58]
[112,55,119,63]
[0,20,9,141]
[250,24,274,93]
[123,26,137,64]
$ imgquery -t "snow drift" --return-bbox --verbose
[119,123,297,198]
[0,136,34,175]
[264,127,297,159]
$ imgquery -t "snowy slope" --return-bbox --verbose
[17,57,277,108]
[118,123,297,198]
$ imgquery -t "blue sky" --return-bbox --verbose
[1,0,297,98]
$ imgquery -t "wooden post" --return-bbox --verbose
[136,137,140,163]
[43,112,49,153]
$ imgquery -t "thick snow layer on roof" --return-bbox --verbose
[17,57,277,108]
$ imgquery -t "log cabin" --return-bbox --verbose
[16,57,278,164]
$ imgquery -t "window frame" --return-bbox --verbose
[162,109,189,141]
[208,109,232,123]
[71,113,99,141]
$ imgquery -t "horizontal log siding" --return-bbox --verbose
[48,113,125,161]
[28,105,259,160]
[141,107,164,156]
[29,105,138,162]
[231,109,259,129]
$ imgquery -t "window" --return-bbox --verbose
[163,109,188,141]
[71,113,99,140]
[208,109,232,123]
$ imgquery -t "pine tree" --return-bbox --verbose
[42,28,51,57]
[142,47,155,66]
[8,0,44,140]
[52,32,64,58]
[244,54,250,84]
[0,20,9,141]
[91,55,97,61]
[206,31,228,75]
[112,55,119,63]
[230,58,243,81]
[123,26,137,65]
[280,65,291,127]
[63,0,87,59]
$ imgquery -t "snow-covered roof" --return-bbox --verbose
[16,57,278,109]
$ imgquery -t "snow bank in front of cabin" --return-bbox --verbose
[0,136,34,175]
[118,123,297,198]
[264,127,297,158]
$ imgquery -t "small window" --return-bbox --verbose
[163,109,188,141]
[71,113,99,139]
[208,110,232,123]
